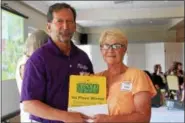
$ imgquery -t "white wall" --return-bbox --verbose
[2,80,20,118]
[85,26,177,43]
[164,42,184,71]
[145,43,165,73]
[90,45,107,73]
[127,43,146,70]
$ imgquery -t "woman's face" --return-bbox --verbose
[20,64,25,79]
[100,37,126,65]
[178,64,182,70]
[157,65,162,73]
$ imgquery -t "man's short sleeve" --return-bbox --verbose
[132,70,157,97]
[21,57,47,102]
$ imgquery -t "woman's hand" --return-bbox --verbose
[64,112,89,123]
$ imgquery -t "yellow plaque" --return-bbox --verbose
[68,75,108,118]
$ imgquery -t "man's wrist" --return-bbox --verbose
[53,109,68,122]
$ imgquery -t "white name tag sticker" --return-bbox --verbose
[121,82,132,91]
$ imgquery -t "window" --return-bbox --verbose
[2,9,25,80]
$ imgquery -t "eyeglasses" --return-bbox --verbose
[100,43,125,50]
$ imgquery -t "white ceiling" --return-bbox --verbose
[22,1,184,28]
[37,1,184,10]
[76,18,172,27]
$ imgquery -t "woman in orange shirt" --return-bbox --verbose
[92,29,157,123]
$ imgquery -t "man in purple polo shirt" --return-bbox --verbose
[21,3,94,123]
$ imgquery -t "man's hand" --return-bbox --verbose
[64,112,89,123]
[92,114,110,123]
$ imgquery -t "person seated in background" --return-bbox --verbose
[16,29,49,122]
[165,61,184,100]
[176,62,184,76]
[152,64,166,90]
[174,62,184,101]
[90,29,156,123]
[165,61,177,75]
[144,70,163,107]
[174,62,184,85]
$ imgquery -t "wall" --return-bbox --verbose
[145,43,165,73]
[85,25,176,43]
[1,80,20,119]
[176,27,184,42]
[127,43,146,70]
[164,42,184,71]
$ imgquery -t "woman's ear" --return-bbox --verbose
[124,47,127,52]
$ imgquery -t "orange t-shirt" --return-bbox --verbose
[96,68,157,115]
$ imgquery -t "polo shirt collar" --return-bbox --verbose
[47,37,78,57]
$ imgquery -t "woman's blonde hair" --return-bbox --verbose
[99,28,128,48]
[24,30,49,56]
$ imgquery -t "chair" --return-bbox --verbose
[166,75,179,90]
[166,75,179,100]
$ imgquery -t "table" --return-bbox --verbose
[151,106,184,122]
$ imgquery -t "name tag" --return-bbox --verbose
[121,82,132,91]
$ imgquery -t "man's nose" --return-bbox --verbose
[63,21,69,29]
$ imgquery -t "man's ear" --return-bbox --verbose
[46,23,51,33]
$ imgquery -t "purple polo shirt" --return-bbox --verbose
[21,38,94,123]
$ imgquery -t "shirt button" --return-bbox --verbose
[69,64,72,68]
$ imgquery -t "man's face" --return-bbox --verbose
[47,8,76,43]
